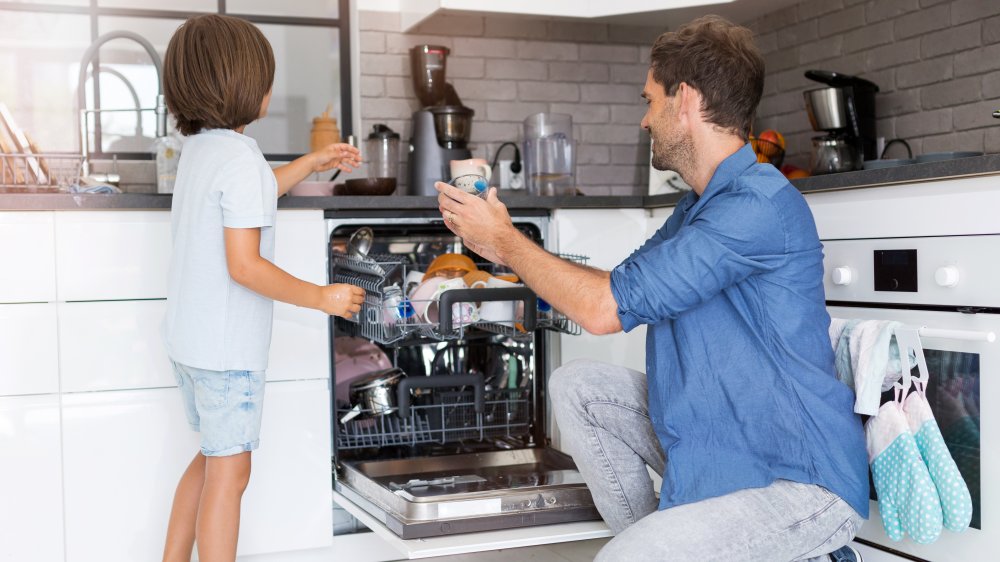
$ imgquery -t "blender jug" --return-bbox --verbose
[366,124,400,192]
[523,113,575,196]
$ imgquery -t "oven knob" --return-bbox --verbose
[832,266,853,286]
[935,266,960,288]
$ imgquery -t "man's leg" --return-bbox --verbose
[197,452,252,562]
[594,479,865,562]
[550,359,666,533]
[162,451,206,562]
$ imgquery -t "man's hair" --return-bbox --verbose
[649,15,764,140]
[164,14,275,136]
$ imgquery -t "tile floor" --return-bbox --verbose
[414,538,611,562]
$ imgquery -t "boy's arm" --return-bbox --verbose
[273,143,361,196]
[224,227,363,317]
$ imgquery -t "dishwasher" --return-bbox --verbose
[326,213,601,539]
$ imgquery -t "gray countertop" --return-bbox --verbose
[2,153,997,212]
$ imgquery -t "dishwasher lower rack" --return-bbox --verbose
[330,251,585,345]
[337,388,531,450]
[336,448,601,539]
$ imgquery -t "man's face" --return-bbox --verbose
[640,70,694,173]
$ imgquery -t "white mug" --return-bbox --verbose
[424,277,479,327]
[404,270,425,298]
[474,277,524,325]
[450,158,491,182]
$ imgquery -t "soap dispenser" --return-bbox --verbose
[153,94,181,194]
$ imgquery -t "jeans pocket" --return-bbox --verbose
[192,371,231,411]
[797,516,857,560]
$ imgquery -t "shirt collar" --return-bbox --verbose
[686,143,757,213]
[200,128,261,152]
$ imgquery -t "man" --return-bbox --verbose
[436,15,868,562]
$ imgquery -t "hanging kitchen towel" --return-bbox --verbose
[830,318,861,389]
[847,320,915,415]
[866,401,944,544]
[903,390,973,533]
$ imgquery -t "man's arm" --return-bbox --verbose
[435,182,622,335]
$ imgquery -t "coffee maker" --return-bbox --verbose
[408,45,475,196]
[803,70,879,174]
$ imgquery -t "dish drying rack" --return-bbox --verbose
[0,153,83,192]
[330,251,585,345]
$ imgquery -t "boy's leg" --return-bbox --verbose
[197,452,252,562]
[163,452,207,562]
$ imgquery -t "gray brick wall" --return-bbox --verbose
[357,11,662,196]
[750,0,1000,169]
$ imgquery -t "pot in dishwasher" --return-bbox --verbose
[327,217,599,538]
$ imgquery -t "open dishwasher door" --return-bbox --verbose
[326,214,606,544]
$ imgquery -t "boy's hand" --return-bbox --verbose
[319,283,365,318]
[312,143,362,174]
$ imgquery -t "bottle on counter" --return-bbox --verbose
[154,133,181,194]
[311,104,341,152]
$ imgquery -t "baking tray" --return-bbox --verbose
[337,448,601,538]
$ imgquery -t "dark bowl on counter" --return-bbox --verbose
[335,177,397,196]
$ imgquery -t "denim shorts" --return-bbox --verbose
[171,361,266,457]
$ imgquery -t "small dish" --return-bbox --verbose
[914,151,983,163]
[863,159,916,170]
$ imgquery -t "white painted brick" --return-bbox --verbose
[548,103,609,124]
[360,31,385,54]
[517,40,579,61]
[954,100,1000,130]
[410,13,484,37]
[895,107,952,137]
[385,34,452,55]
[610,63,649,84]
[866,0,920,23]
[383,77,410,98]
[580,124,647,144]
[546,21,608,43]
[610,104,646,125]
[485,58,547,80]
[896,57,953,89]
[484,17,548,39]
[469,122,520,143]
[548,62,610,83]
[359,10,400,32]
[518,82,580,102]
[895,3,950,39]
[581,83,640,104]
[921,130,984,152]
[451,78,518,101]
[607,25,664,46]
[954,43,1000,76]
[360,76,384,97]
[611,144,646,165]
[447,57,486,79]
[580,44,638,63]
[453,37,518,58]
[951,0,1000,25]
[576,145,611,165]
[364,98,419,120]
[360,53,409,77]
[920,22,981,58]
[486,101,548,122]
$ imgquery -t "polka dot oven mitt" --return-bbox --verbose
[904,390,973,532]
[865,401,943,544]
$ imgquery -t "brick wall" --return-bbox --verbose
[750,0,1000,169]
[358,11,663,195]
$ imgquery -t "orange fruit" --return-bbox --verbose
[758,129,785,150]
[785,168,810,180]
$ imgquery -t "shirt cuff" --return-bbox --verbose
[610,264,642,333]
[223,214,275,229]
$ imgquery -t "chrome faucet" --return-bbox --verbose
[77,31,166,178]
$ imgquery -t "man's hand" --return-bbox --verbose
[318,283,365,318]
[435,182,516,265]
[311,143,362,174]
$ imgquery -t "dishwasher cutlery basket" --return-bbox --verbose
[330,250,585,345]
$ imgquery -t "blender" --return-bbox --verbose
[407,45,475,196]
[364,124,400,194]
[523,113,576,196]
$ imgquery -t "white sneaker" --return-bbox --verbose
[829,545,863,562]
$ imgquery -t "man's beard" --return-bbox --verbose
[651,131,695,183]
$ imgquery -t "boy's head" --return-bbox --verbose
[164,14,274,136]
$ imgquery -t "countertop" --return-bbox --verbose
[2,153,997,212]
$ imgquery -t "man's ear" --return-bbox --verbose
[676,82,702,129]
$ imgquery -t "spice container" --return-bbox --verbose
[310,104,340,152]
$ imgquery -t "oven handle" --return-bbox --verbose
[438,287,539,332]
[396,373,485,418]
[913,326,997,343]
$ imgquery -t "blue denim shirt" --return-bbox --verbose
[610,144,869,518]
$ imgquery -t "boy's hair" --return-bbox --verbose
[164,14,275,136]
[649,15,764,140]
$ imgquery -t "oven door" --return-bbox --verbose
[827,305,996,562]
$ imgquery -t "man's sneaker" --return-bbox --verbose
[828,544,863,562]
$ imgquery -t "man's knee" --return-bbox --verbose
[549,359,610,407]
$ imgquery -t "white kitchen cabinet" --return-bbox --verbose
[0,394,64,562]
[55,211,172,301]
[552,208,650,373]
[62,380,332,562]
[0,211,56,303]
[269,302,330,382]
[0,302,59,396]
[238,379,333,555]
[58,299,174,393]
[399,0,699,29]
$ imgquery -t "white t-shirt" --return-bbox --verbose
[163,128,278,372]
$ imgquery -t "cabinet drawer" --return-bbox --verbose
[0,394,65,562]
[59,300,173,393]
[275,210,327,284]
[0,303,59,396]
[0,211,56,303]
[55,211,171,301]
[269,302,330,381]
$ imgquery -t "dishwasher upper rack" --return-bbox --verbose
[330,251,585,345]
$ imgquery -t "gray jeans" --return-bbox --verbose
[550,359,865,562]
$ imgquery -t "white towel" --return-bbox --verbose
[829,319,915,415]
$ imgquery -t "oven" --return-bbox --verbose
[810,176,1000,562]
[323,211,601,543]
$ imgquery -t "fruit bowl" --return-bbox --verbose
[750,136,785,168]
